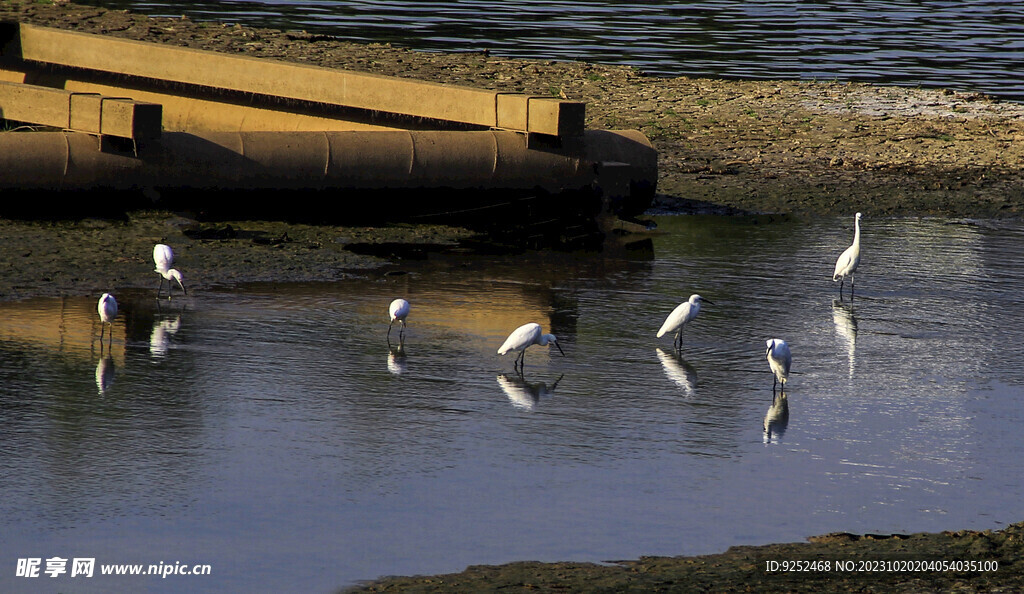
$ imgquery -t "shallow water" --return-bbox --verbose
[2,215,1023,592]
[81,0,1024,101]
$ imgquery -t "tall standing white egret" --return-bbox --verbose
[832,212,862,300]
[153,243,187,298]
[387,298,410,342]
[657,294,713,351]
[765,338,792,392]
[498,322,564,373]
[98,293,118,345]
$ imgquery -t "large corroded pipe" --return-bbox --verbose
[0,129,655,194]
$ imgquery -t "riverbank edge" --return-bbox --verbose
[348,521,1024,593]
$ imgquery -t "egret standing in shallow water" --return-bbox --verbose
[98,293,118,345]
[387,298,410,342]
[832,212,862,300]
[153,243,187,298]
[657,294,713,351]
[498,322,564,374]
[765,338,792,393]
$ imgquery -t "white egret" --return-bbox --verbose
[387,298,410,342]
[98,293,118,344]
[765,338,792,392]
[154,243,187,298]
[657,294,713,351]
[498,322,564,373]
[832,212,862,300]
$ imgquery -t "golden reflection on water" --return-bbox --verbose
[0,296,127,365]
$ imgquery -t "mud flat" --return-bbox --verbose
[2,3,1024,591]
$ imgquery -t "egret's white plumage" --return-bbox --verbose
[832,212,862,299]
[154,243,173,272]
[387,298,410,342]
[153,243,187,297]
[657,294,713,351]
[498,322,564,372]
[98,293,118,344]
[765,338,792,392]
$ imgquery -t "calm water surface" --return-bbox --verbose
[80,0,1024,101]
[2,215,1023,592]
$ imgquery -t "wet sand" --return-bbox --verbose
[2,2,1024,591]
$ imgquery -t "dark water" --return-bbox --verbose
[79,0,1024,101]
[2,215,1023,592]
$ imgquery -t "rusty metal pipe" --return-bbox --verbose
[0,129,655,193]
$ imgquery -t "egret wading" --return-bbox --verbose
[387,298,410,342]
[657,294,713,351]
[98,293,118,345]
[153,243,187,298]
[765,338,792,392]
[832,213,862,300]
[498,322,564,374]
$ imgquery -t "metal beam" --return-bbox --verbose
[0,80,161,139]
[5,23,585,137]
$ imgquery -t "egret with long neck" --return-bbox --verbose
[832,212,862,300]
[498,322,564,374]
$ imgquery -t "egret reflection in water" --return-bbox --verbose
[495,373,563,411]
[763,392,790,444]
[387,343,407,375]
[149,315,182,358]
[832,299,858,379]
[94,356,115,395]
[655,348,698,396]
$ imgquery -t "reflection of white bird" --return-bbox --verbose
[95,356,115,395]
[98,293,118,344]
[498,322,564,373]
[388,298,410,342]
[765,338,792,392]
[763,392,789,443]
[149,316,182,358]
[496,373,562,411]
[832,213,862,300]
[832,300,858,379]
[387,344,407,375]
[657,294,713,351]
[154,243,187,298]
[655,348,698,396]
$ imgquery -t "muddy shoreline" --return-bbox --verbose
[3,2,1024,591]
